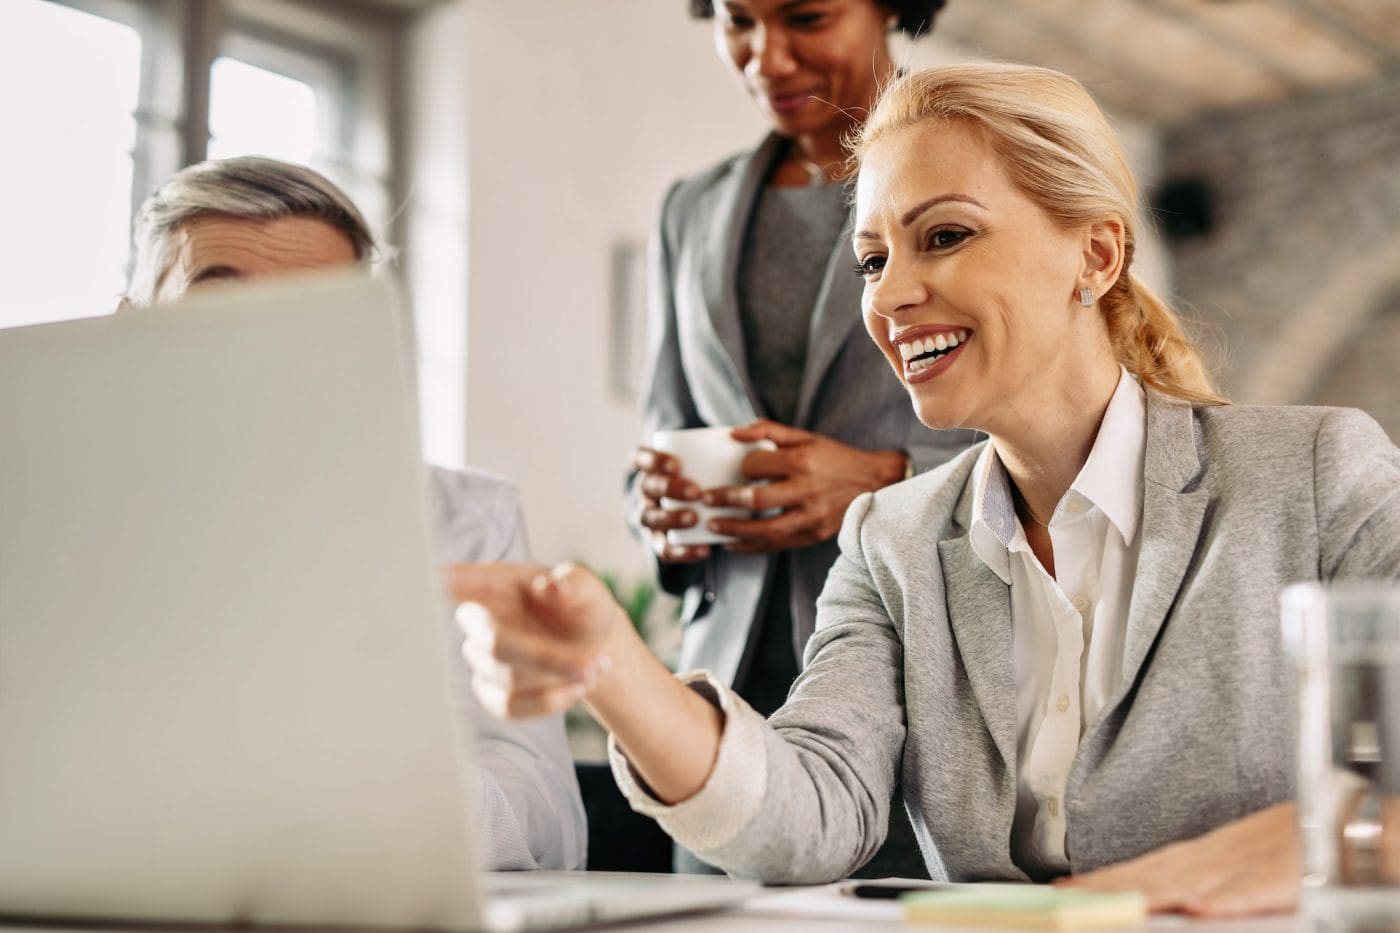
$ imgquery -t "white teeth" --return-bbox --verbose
[900,330,972,371]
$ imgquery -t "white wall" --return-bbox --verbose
[404,3,1165,581]
[405,1,471,472]
[409,0,767,579]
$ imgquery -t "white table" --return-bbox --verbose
[0,882,1303,932]
[592,882,1302,932]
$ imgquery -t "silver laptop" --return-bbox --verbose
[0,273,754,931]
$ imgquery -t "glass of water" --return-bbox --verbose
[1283,582,1400,932]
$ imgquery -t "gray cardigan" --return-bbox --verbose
[691,393,1400,882]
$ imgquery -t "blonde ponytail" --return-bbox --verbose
[1107,274,1226,405]
[855,64,1228,405]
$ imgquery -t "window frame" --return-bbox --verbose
[44,0,408,263]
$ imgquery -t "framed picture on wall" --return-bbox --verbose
[609,238,648,402]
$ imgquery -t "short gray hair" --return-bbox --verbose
[126,155,378,305]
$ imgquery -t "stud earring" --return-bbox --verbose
[1079,286,1094,308]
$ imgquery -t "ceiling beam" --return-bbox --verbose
[1281,0,1400,71]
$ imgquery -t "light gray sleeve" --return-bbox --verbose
[628,181,708,598]
[472,695,586,871]
[608,672,771,850]
[431,467,586,870]
[1313,408,1400,582]
[646,492,908,883]
[492,482,531,564]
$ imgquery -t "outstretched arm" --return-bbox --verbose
[449,562,724,805]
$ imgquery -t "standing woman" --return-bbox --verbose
[631,0,969,818]
[630,0,971,872]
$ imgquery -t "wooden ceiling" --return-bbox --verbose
[935,0,1400,124]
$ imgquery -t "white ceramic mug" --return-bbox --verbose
[651,426,776,547]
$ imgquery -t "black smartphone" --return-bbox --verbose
[839,879,952,899]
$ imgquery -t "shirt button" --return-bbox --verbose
[1048,796,1060,818]
[1066,498,1083,514]
[1072,594,1090,613]
[1057,693,1070,713]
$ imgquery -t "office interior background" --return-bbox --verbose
[2,0,1397,668]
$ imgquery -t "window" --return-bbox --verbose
[0,0,404,328]
[209,56,320,164]
[0,0,143,326]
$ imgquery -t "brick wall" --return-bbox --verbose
[1159,77,1400,441]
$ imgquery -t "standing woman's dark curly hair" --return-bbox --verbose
[689,0,948,36]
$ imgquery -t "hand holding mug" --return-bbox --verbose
[632,427,778,563]
[630,444,709,565]
[702,421,909,554]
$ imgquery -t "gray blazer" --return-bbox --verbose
[699,393,1400,882]
[636,134,972,685]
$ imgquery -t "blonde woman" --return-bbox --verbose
[452,64,1400,914]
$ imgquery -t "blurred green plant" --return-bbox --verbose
[594,569,657,639]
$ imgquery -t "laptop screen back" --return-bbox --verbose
[0,273,483,929]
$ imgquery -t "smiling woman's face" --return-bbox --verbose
[154,214,358,304]
[713,0,893,139]
[853,119,1108,436]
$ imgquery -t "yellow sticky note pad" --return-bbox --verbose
[902,885,1147,930]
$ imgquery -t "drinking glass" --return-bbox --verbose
[1283,582,1400,932]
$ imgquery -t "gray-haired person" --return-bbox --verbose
[124,155,587,871]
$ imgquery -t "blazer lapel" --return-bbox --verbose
[699,133,787,419]
[938,485,1017,773]
[792,201,863,428]
[1116,392,1209,698]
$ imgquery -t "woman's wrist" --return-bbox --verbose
[584,616,655,718]
[585,624,725,804]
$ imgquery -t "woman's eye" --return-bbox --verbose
[927,228,972,250]
[788,12,826,29]
[853,255,885,278]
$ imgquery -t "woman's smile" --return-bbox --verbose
[894,327,972,382]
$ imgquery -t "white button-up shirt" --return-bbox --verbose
[967,367,1146,876]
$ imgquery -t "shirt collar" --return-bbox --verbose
[966,366,1146,582]
[1069,366,1146,545]
[969,443,1017,584]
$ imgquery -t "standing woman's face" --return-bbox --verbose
[714,0,895,139]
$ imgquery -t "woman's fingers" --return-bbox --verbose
[447,561,637,721]
[1057,803,1300,916]
[729,420,812,446]
[639,471,702,501]
[630,446,681,476]
[460,630,595,694]
[704,477,805,512]
[471,675,588,720]
[712,509,810,548]
[649,528,710,563]
[640,504,698,531]
[456,601,601,683]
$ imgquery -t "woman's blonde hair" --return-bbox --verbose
[854,63,1226,405]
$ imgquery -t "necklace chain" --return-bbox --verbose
[801,157,829,187]
[1014,488,1054,528]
